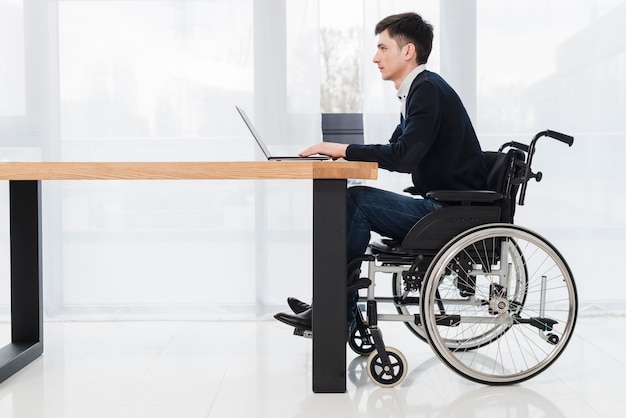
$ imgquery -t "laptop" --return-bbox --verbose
[236,105,330,160]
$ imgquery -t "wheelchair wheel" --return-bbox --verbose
[348,325,376,356]
[366,346,407,388]
[420,224,577,384]
[393,242,528,350]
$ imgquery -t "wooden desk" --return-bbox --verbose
[0,161,377,393]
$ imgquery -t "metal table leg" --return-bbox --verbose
[312,179,347,393]
[0,180,43,383]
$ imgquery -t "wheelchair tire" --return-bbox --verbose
[420,224,577,385]
[348,325,376,356]
[366,346,407,388]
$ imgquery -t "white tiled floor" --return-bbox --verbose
[0,315,624,418]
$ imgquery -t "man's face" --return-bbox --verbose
[372,29,411,89]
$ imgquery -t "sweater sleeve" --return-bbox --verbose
[345,80,440,173]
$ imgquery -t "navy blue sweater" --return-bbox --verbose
[346,70,487,196]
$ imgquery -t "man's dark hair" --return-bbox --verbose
[375,12,433,64]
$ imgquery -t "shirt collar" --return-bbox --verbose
[398,64,426,119]
[397,64,426,102]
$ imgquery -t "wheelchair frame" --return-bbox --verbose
[347,130,577,387]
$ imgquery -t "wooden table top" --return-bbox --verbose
[0,161,378,181]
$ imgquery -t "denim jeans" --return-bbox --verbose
[345,186,445,330]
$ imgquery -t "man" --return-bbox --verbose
[274,12,487,333]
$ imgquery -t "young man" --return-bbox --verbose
[274,12,487,333]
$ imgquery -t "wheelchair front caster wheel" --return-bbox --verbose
[349,326,376,356]
[366,346,407,388]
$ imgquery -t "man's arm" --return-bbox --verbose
[344,80,439,172]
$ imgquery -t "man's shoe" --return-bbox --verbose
[274,307,312,330]
[287,297,311,314]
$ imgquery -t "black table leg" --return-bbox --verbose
[0,180,43,383]
[312,179,347,393]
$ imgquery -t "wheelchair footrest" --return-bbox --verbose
[514,316,558,332]
[293,328,313,339]
[414,314,461,327]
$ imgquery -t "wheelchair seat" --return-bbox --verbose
[372,148,526,254]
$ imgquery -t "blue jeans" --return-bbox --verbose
[345,186,445,330]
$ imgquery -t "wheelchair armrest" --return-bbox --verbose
[426,190,504,203]
[403,186,419,196]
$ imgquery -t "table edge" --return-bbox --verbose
[0,161,378,181]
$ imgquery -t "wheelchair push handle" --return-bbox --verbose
[519,129,574,205]
[543,130,574,147]
[498,141,529,153]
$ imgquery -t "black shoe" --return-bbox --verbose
[287,297,311,314]
[274,307,312,330]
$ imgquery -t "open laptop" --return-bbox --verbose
[236,105,330,160]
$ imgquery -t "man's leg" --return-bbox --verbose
[345,186,445,328]
[275,186,444,331]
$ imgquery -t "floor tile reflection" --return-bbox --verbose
[0,316,624,417]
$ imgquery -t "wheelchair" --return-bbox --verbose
[346,130,577,387]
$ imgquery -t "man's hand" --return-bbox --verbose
[299,142,349,159]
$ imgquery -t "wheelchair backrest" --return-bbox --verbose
[399,148,526,252]
[484,149,526,223]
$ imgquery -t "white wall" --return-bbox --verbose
[1,0,624,321]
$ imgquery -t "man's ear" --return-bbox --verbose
[403,42,417,62]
